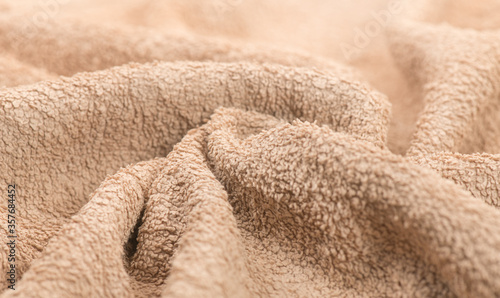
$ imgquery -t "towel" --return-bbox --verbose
[0,1,499,297]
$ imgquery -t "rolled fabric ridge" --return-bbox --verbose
[387,20,500,156]
[408,152,500,207]
[0,158,168,298]
[0,17,359,81]
[0,60,389,216]
[129,110,283,296]
[137,125,253,297]
[205,108,500,297]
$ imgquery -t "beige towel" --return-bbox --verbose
[0,1,499,297]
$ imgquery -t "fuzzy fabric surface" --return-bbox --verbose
[0,0,499,297]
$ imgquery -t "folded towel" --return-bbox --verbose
[0,1,499,297]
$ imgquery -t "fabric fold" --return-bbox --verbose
[7,107,500,297]
[1,2,500,297]
[2,158,168,297]
[388,20,500,155]
[204,108,500,297]
[0,61,389,291]
[387,20,500,205]
[409,152,500,207]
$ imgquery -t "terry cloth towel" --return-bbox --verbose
[0,0,500,297]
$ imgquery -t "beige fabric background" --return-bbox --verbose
[0,0,499,297]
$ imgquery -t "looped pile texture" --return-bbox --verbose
[0,1,499,297]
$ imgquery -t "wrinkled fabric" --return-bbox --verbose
[0,1,499,297]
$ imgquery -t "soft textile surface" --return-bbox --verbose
[0,0,499,297]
